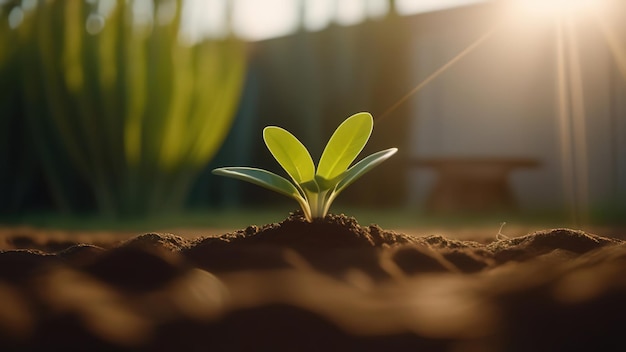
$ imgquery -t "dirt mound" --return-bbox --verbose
[0,214,624,351]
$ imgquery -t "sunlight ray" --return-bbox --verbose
[555,13,591,226]
[376,23,499,121]
[555,15,577,224]
[566,15,590,224]
[594,12,626,82]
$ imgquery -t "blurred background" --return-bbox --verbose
[1,0,625,231]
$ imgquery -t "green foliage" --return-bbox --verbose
[213,112,398,222]
[1,0,247,216]
[0,2,38,212]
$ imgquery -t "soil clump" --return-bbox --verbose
[0,212,624,351]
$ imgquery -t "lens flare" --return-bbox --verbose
[512,0,602,17]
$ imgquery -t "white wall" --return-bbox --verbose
[405,4,626,213]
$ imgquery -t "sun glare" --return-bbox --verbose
[512,0,602,18]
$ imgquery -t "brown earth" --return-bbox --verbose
[1,211,625,351]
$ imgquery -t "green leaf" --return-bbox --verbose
[335,148,398,194]
[212,167,302,199]
[317,112,373,180]
[314,174,339,191]
[263,126,315,184]
[212,112,397,223]
[301,178,320,193]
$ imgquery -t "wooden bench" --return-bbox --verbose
[414,157,540,214]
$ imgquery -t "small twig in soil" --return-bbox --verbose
[496,222,509,240]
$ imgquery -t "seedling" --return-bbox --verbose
[212,112,398,222]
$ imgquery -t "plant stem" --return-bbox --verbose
[305,189,331,222]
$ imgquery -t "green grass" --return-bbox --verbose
[0,205,579,234]
[0,207,287,233]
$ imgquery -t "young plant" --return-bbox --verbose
[212,112,398,222]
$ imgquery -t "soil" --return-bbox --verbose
[1,211,625,351]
